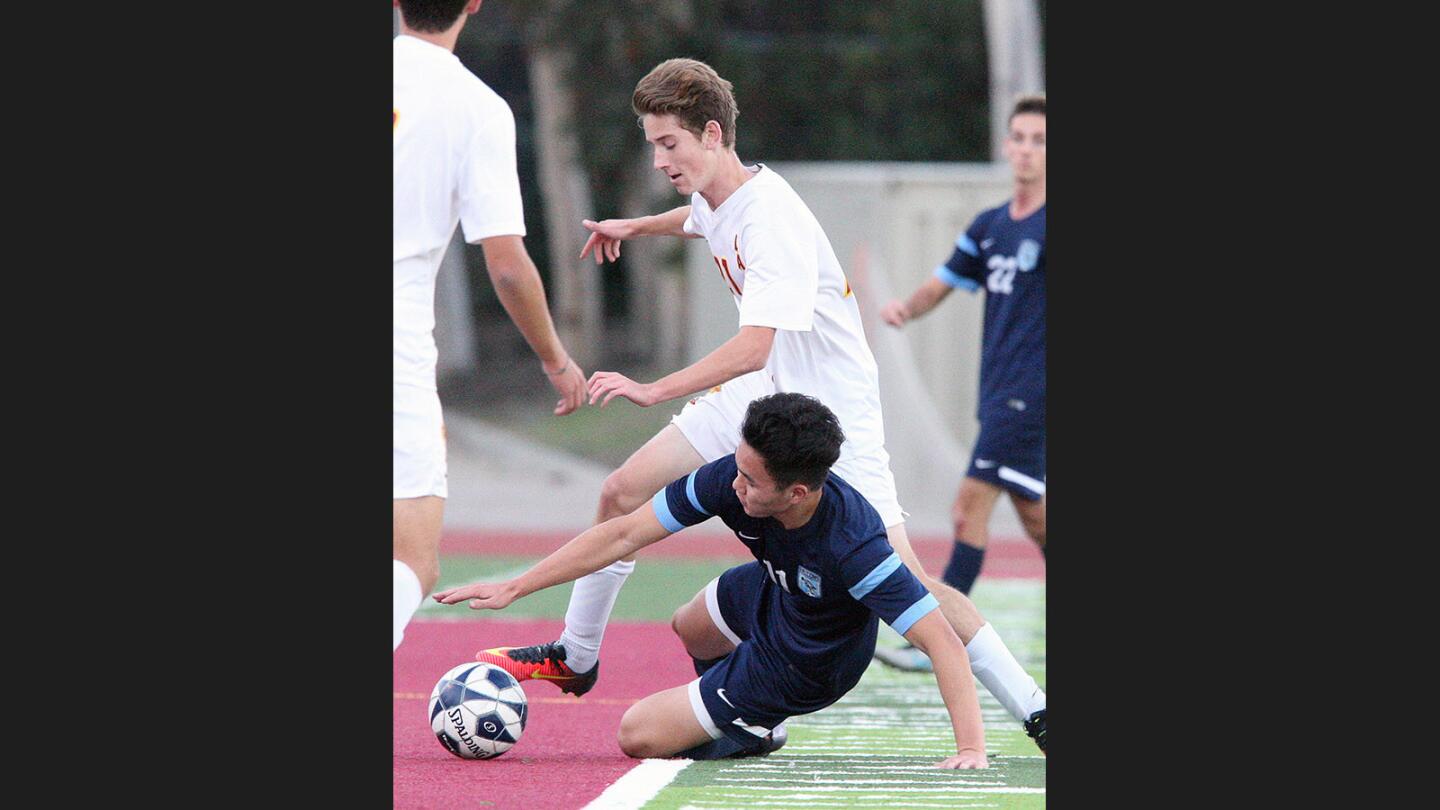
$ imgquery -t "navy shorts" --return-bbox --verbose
[967,405,1046,501]
[688,562,857,750]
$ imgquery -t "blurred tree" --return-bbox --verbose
[442,1,1042,380]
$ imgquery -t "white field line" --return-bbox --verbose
[702,785,1044,794]
[726,759,1044,771]
[676,795,1002,801]
[713,777,1008,787]
[582,758,693,810]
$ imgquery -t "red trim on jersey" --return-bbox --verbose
[715,255,742,296]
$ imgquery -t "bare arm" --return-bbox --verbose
[628,205,694,239]
[904,609,989,769]
[480,235,585,414]
[579,206,697,264]
[880,277,956,328]
[588,326,775,408]
[433,505,672,610]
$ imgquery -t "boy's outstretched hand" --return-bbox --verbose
[432,581,518,611]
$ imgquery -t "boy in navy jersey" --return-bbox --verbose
[435,394,997,767]
[882,95,1046,588]
[876,95,1044,674]
[473,60,1044,754]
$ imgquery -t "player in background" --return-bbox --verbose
[475,58,1044,749]
[439,394,991,767]
[873,95,1045,673]
[393,0,586,652]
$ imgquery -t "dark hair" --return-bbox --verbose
[1009,94,1046,123]
[740,393,845,490]
[398,1,471,33]
[632,58,739,148]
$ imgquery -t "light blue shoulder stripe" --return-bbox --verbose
[956,233,980,256]
[849,552,903,600]
[890,593,940,635]
[685,471,710,515]
[651,490,685,533]
[934,265,980,292]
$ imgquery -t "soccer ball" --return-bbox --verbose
[428,662,528,759]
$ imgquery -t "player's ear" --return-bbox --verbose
[704,120,723,149]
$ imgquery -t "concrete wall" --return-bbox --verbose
[685,162,1016,532]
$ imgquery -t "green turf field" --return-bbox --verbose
[430,554,1046,806]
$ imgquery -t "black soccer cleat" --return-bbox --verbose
[1023,708,1046,753]
[476,640,599,697]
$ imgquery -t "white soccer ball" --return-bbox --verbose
[428,662,528,759]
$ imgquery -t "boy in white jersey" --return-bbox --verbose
[473,58,1044,749]
[392,0,586,652]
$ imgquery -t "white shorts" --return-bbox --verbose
[671,370,905,527]
[394,384,447,499]
[827,444,905,528]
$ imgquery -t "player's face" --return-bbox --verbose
[733,442,801,518]
[642,113,719,196]
[1004,113,1046,183]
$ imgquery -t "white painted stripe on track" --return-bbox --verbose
[582,758,692,810]
[704,785,1045,793]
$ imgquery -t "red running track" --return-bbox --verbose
[442,529,1046,580]
[394,618,697,810]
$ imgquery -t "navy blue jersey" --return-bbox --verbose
[652,456,938,689]
[935,202,1046,419]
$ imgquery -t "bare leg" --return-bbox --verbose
[393,496,444,650]
[935,477,1005,593]
[559,424,706,672]
[953,477,1004,550]
[622,587,774,760]
[884,522,984,643]
[616,684,715,758]
[1011,492,1046,554]
[672,585,738,662]
[595,424,707,551]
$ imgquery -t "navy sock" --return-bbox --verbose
[693,656,724,677]
[676,735,750,760]
[942,541,986,593]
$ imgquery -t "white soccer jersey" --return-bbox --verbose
[682,165,888,456]
[393,35,525,391]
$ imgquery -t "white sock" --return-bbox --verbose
[393,559,423,651]
[965,623,1046,723]
[558,559,635,673]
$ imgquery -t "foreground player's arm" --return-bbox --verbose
[881,277,954,327]
[433,506,672,610]
[436,458,738,611]
[579,205,697,264]
[904,610,989,769]
[588,325,774,407]
[844,543,987,769]
[480,235,586,415]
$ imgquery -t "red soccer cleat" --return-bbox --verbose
[475,641,599,696]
